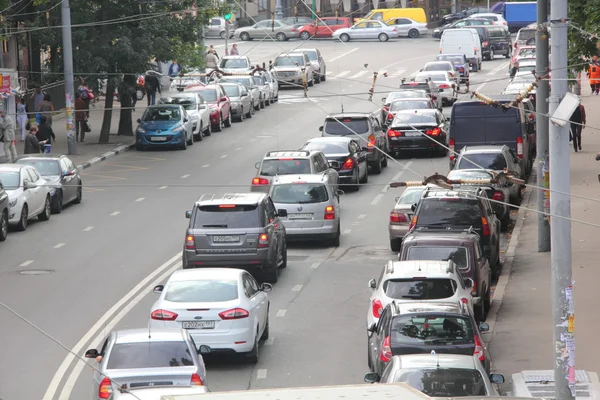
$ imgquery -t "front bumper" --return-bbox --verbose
[182,247,270,268]
[136,132,185,147]
[389,135,446,152]
[7,203,21,224]
[389,223,410,240]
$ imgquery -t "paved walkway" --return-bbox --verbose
[488,88,600,390]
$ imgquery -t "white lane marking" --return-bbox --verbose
[486,61,510,76]
[135,197,145,202]
[180,174,190,179]
[159,186,168,190]
[110,211,120,216]
[310,262,320,269]
[349,70,368,79]
[202,164,210,168]
[333,70,351,78]
[381,184,390,193]
[83,226,94,231]
[53,243,66,249]
[19,260,34,267]
[371,193,384,206]
[390,69,407,77]
[257,369,268,379]
[475,82,487,92]
[276,309,287,317]
[343,229,352,235]
[46,253,183,400]
[264,337,275,345]
[292,285,303,292]
[328,47,359,62]
[256,135,273,138]
[358,214,367,219]
[235,147,242,151]
[220,154,228,159]
[393,170,405,181]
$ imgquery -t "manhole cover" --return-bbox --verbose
[19,269,53,275]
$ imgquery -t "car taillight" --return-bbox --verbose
[470,280,477,296]
[258,233,269,248]
[367,134,376,147]
[426,127,441,136]
[388,129,401,137]
[372,299,383,317]
[99,377,112,399]
[342,158,354,170]
[252,177,269,185]
[151,309,178,321]
[492,191,504,201]
[291,26,297,31]
[390,212,408,223]
[516,136,524,158]
[449,138,455,160]
[185,235,195,250]
[474,335,485,361]
[439,84,450,89]
[502,21,507,25]
[191,373,203,386]
[219,308,250,319]
[379,336,392,362]
[382,105,389,112]
[459,67,464,72]
[324,205,335,220]
[481,217,490,236]
[460,297,469,304]
[387,113,395,120]
[408,215,417,230]
[483,40,489,47]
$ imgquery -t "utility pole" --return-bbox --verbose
[225,24,229,56]
[548,0,575,398]
[61,0,76,155]
[536,0,550,251]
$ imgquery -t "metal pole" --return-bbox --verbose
[199,26,206,72]
[225,24,229,56]
[275,0,283,20]
[451,0,456,14]
[536,0,550,251]
[549,0,575,398]
[61,0,76,155]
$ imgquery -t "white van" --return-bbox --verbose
[440,28,483,72]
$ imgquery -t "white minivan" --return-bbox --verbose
[440,28,482,72]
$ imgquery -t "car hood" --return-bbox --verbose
[271,66,302,72]
[6,188,23,200]
[139,121,180,131]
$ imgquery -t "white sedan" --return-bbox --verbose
[333,20,399,42]
[414,71,457,105]
[158,92,212,141]
[384,17,428,38]
[0,164,51,231]
[149,268,272,363]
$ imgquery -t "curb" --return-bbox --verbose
[76,143,135,170]
[483,173,535,346]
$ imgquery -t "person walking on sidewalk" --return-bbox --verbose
[37,94,55,127]
[78,79,92,117]
[230,44,239,56]
[24,126,46,154]
[17,97,27,141]
[0,110,17,162]
[168,60,182,77]
[207,45,219,59]
[570,103,586,152]
[144,72,161,106]
[36,116,55,153]
[206,50,218,69]
[30,86,45,113]
[588,56,600,95]
[74,93,88,142]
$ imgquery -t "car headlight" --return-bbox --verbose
[136,127,146,133]
[172,126,185,133]
[8,198,16,207]
[230,101,239,108]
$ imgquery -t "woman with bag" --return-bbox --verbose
[74,93,88,142]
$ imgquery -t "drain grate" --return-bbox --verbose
[19,269,53,275]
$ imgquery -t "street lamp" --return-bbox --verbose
[275,0,283,20]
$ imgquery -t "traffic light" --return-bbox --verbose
[224,13,231,20]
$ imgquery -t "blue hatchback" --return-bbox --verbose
[135,105,193,151]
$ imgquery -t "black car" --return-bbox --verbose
[441,6,490,25]
[410,187,502,273]
[384,98,435,127]
[386,109,448,157]
[470,25,513,60]
[13,154,83,213]
[436,53,470,83]
[0,180,8,241]
[301,137,368,191]
[432,17,493,39]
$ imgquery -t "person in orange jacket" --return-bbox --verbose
[588,56,600,94]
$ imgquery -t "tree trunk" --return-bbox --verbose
[99,77,115,144]
[117,74,135,136]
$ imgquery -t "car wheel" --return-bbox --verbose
[315,72,321,84]
[340,33,350,42]
[246,107,253,119]
[244,330,259,363]
[259,98,265,109]
[301,31,311,40]
[475,302,486,322]
[390,238,401,252]
[52,190,63,214]
[489,48,495,60]
[16,203,27,231]
[472,62,479,72]
[236,108,244,122]
[180,135,187,150]
[330,223,341,247]
[382,152,388,167]
[321,70,326,82]
[505,47,512,58]
[260,314,270,340]
[39,196,51,221]
[213,116,223,132]
[484,290,492,313]
[308,75,314,87]
[74,184,83,204]
[371,156,383,175]
[278,241,287,269]
[240,32,250,41]
[378,33,389,42]
[350,168,360,191]
[408,29,419,38]
[276,32,286,41]
[359,168,368,184]
[0,210,8,241]
[224,113,232,127]
[219,30,226,39]
[254,100,260,111]
[186,132,193,145]
[501,212,510,231]
[194,123,203,141]
[204,122,212,136]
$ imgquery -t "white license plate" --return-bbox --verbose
[150,136,167,141]
[404,132,421,137]
[182,321,215,329]
[213,235,240,243]
[289,213,313,220]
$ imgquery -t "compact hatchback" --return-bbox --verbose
[135,105,194,150]
[388,185,428,251]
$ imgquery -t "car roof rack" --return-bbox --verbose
[265,150,311,158]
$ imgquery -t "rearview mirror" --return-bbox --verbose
[137,118,141,123]
[364,372,380,383]
[479,322,490,332]
[490,374,505,384]
[419,69,423,72]
[261,283,273,292]
[318,126,323,132]
[336,189,345,196]
[185,210,192,218]
[24,181,37,190]
[84,349,99,359]
[382,97,387,102]
[278,209,288,217]
[368,278,376,289]
[255,161,261,169]
[153,285,164,294]
[220,96,228,102]
[464,278,474,289]
[329,160,340,169]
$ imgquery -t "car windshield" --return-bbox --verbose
[418,74,447,83]
[391,314,475,345]
[518,48,535,57]
[165,279,239,302]
[193,204,260,229]
[387,91,428,102]
[107,342,194,369]
[0,171,19,189]
[304,51,318,61]
[383,278,457,300]
[221,78,252,89]
[518,65,536,73]
[398,188,426,205]
[400,83,430,92]
[512,75,536,84]
[219,58,249,69]
[196,89,217,102]
[142,108,181,122]
[259,159,311,176]
[253,76,264,86]
[448,170,495,181]
[424,63,451,71]
[416,198,482,227]
[518,29,536,42]
[324,118,370,135]
[302,142,348,154]
[394,113,437,125]
[406,246,469,270]
[271,183,329,204]
[159,97,196,111]
[457,153,507,170]
[15,160,60,176]
[437,55,464,64]
[222,85,240,97]
[274,56,304,66]
[390,100,430,112]
[393,368,487,396]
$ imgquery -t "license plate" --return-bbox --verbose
[182,321,215,329]
[289,213,313,220]
[213,235,240,243]
[150,136,167,142]
[404,131,421,137]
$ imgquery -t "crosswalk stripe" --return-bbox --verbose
[389,69,406,78]
[333,70,350,78]
[349,70,369,79]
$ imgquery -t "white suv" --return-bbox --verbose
[366,260,475,330]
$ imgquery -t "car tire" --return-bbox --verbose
[194,123,203,141]
[244,331,259,363]
[39,196,51,221]
[505,47,512,59]
[340,33,350,42]
[224,113,232,127]
[488,48,495,60]
[408,29,419,38]
[300,31,310,40]
[259,98,265,109]
[321,70,326,82]
[254,100,260,111]
[382,152,388,168]
[378,33,389,42]
[213,116,223,132]
[265,98,270,106]
[276,32,287,41]
[16,203,27,231]
[472,62,479,72]
[330,223,341,247]
[52,191,63,214]
[237,108,244,122]
[475,302,486,322]
[180,136,187,150]
[246,107,253,119]
[359,168,368,184]
[390,238,401,252]
[74,184,83,204]
[308,75,314,87]
[240,32,250,41]
[350,168,360,191]
[278,242,287,269]
[501,212,510,231]
[484,290,491,313]
[0,210,8,242]
[186,132,193,145]
[260,314,270,340]
[371,156,383,175]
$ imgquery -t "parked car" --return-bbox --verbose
[0,179,8,241]
[234,20,300,41]
[332,20,399,42]
[435,53,470,83]
[158,92,211,141]
[218,55,253,74]
[384,17,427,38]
[510,45,536,71]
[471,25,513,60]
[252,74,273,105]
[205,16,237,38]
[271,52,316,88]
[388,185,428,251]
[441,6,490,25]
[298,17,352,39]
[261,70,279,103]
[432,17,493,39]
[296,48,326,83]
[219,82,253,121]
[387,109,449,157]
[515,26,538,47]
[185,84,232,132]
[217,76,262,110]
[135,104,194,150]
[399,79,443,110]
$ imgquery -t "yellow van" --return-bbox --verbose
[355,8,427,24]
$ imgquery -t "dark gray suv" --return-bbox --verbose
[182,193,287,283]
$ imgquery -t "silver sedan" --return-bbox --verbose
[384,17,428,38]
[332,20,399,42]
[234,20,300,41]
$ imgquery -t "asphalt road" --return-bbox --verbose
[0,37,515,400]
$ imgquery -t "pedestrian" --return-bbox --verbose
[144,72,161,106]
[37,93,55,127]
[0,109,16,162]
[36,115,55,153]
[570,103,586,152]
[30,86,45,113]
[207,45,219,59]
[206,50,218,69]
[588,56,600,95]
[168,60,182,77]
[74,93,88,142]
[24,126,45,154]
[78,78,91,116]
[510,61,519,78]
[230,44,239,56]
[17,97,27,141]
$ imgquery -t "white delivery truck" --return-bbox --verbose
[440,28,483,72]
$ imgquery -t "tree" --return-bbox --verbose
[568,0,600,79]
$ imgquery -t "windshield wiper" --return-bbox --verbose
[297,201,317,204]
[400,295,425,299]
[202,224,227,228]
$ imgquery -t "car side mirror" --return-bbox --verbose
[318,126,323,132]
[419,69,423,72]
[277,209,288,217]
[411,204,416,212]
[24,181,36,190]
[220,96,228,102]
[260,283,273,292]
[490,374,505,384]
[329,160,340,169]
[255,161,261,169]
[364,372,381,383]
[367,323,377,333]
[153,284,164,294]
[137,118,141,123]
[84,349,99,358]
[185,210,192,218]
[394,196,400,202]
[183,118,189,122]
[479,322,490,332]
[382,97,386,102]
[368,279,376,289]
[464,278,474,289]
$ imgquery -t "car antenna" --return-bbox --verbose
[431,350,440,368]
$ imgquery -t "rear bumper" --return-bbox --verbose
[283,220,337,238]
[188,327,255,353]
[389,223,410,240]
[389,136,446,152]
[249,184,270,193]
[182,248,270,268]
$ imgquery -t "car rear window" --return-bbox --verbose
[394,113,437,125]
[398,188,426,204]
[400,83,431,93]
[457,153,507,170]
[302,142,348,154]
[393,368,487,396]
[517,29,536,42]
[383,278,457,300]
[323,117,369,135]
[406,246,469,270]
[193,204,260,229]
[270,183,329,204]
[416,198,482,227]
[165,279,239,302]
[437,55,464,64]
[107,342,194,369]
[391,314,475,345]
[390,100,430,112]
[222,85,240,97]
[259,159,311,176]
[197,89,217,102]
[387,91,428,102]
[424,63,451,71]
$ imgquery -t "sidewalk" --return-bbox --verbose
[488,90,600,389]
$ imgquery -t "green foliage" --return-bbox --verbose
[172,41,205,70]
[568,0,600,72]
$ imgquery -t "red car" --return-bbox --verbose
[298,17,351,40]
[186,84,232,132]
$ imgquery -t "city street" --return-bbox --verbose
[0,37,518,400]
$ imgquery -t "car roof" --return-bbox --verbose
[391,97,431,103]
[219,82,244,87]
[221,55,248,59]
[272,174,329,185]
[386,260,455,277]
[263,150,315,159]
[460,145,507,153]
[196,192,266,206]
[169,268,244,282]
[423,187,480,199]
[0,164,26,172]
[14,154,64,161]
[424,61,453,66]
[394,354,479,370]
[189,84,220,90]
[404,230,480,244]
[396,301,463,315]
[395,109,437,115]
[306,136,353,144]
[295,48,318,53]
[114,328,185,344]
[326,112,371,118]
